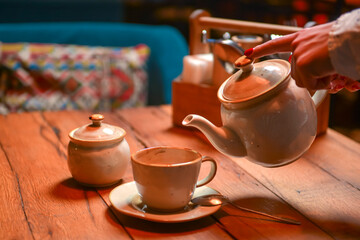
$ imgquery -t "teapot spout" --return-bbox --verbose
[182,114,246,157]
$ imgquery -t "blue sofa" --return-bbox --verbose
[0,22,188,105]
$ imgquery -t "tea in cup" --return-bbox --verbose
[131,146,217,212]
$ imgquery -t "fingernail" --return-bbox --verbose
[244,48,253,57]
[288,55,292,62]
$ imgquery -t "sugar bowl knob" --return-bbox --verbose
[89,113,104,126]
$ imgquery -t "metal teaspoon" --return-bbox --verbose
[191,194,300,225]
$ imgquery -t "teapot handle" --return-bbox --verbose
[311,89,328,108]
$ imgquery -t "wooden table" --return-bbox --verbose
[1,105,359,240]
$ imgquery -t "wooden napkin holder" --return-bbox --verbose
[172,9,330,136]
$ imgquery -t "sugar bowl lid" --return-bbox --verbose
[69,114,126,146]
[218,56,291,107]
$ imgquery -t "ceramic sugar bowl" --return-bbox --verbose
[68,114,130,187]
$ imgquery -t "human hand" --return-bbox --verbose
[245,22,359,93]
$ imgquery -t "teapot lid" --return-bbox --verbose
[219,56,290,106]
[69,114,126,146]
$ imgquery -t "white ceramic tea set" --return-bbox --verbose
[67,115,219,222]
[67,55,325,223]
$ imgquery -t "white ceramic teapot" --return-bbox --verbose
[68,114,130,186]
[182,57,327,167]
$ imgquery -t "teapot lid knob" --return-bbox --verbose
[234,55,254,72]
[89,114,104,127]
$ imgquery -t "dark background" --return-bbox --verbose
[0,0,359,142]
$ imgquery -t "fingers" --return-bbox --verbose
[290,55,304,87]
[247,33,297,59]
[315,76,333,90]
[290,53,320,90]
[292,57,332,90]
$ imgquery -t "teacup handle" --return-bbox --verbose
[196,156,217,187]
[312,89,328,108]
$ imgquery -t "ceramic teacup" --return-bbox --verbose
[131,146,217,212]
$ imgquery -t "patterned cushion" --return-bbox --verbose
[0,42,150,114]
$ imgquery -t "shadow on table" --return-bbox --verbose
[106,206,218,234]
[105,193,360,238]
[215,196,360,239]
[212,196,303,224]
[51,177,123,200]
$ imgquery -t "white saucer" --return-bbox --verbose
[109,181,221,223]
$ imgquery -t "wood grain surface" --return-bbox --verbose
[0,106,359,239]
